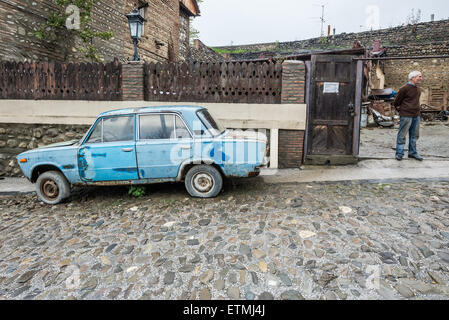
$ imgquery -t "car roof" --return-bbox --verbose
[99,105,206,117]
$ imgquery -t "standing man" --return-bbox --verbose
[393,71,423,161]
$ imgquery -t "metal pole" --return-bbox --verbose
[320,5,325,37]
[133,38,140,61]
[353,55,449,61]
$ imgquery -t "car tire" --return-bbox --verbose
[185,165,223,198]
[35,170,71,205]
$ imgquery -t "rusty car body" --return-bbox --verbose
[17,106,268,204]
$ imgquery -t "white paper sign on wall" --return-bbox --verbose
[323,82,339,93]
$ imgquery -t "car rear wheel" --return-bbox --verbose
[185,165,223,198]
[35,171,71,205]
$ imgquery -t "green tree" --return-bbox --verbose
[34,0,114,62]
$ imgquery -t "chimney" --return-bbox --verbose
[431,14,435,22]
[193,39,201,49]
[328,25,331,37]
[333,28,336,36]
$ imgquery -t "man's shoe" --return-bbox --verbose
[408,154,423,161]
[395,155,403,161]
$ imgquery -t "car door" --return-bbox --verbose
[136,113,193,179]
[78,114,139,182]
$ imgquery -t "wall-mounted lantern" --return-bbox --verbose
[125,7,147,61]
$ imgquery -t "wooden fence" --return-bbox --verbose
[0,60,285,103]
[0,59,122,100]
[144,61,282,104]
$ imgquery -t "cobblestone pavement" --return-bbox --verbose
[0,178,448,300]
[359,122,449,159]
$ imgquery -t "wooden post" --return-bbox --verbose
[353,60,363,157]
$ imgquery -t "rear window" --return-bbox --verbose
[140,114,174,140]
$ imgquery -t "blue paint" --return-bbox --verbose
[16,106,267,186]
[92,153,107,158]
[113,168,138,173]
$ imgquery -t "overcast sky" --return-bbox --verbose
[191,0,449,47]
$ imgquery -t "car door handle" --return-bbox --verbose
[180,146,192,150]
[122,148,133,152]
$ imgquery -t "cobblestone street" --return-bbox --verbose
[0,178,448,300]
[359,122,449,160]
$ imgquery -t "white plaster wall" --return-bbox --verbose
[0,100,307,130]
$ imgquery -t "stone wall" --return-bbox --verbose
[383,58,449,107]
[0,0,193,63]
[0,123,89,177]
[216,19,449,56]
[90,0,127,62]
[178,8,190,61]
[0,0,72,62]
[188,40,226,63]
[0,0,125,63]
[382,44,449,108]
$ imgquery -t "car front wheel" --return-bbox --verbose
[185,165,223,198]
[35,171,71,204]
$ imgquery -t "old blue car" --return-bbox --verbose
[16,106,268,204]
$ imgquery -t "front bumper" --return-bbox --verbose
[248,168,261,177]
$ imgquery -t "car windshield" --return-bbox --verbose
[197,110,226,137]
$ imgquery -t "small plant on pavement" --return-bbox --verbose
[128,186,146,198]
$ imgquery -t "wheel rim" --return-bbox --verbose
[41,179,59,201]
[191,172,214,194]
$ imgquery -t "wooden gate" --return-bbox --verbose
[304,55,363,165]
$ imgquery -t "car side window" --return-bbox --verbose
[140,114,175,140]
[103,116,134,143]
[86,120,102,143]
[175,116,192,139]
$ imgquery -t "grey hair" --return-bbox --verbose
[408,71,421,80]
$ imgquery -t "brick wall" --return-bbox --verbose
[124,0,180,63]
[279,60,306,168]
[0,0,192,63]
[278,130,304,169]
[122,62,144,101]
[281,60,306,104]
